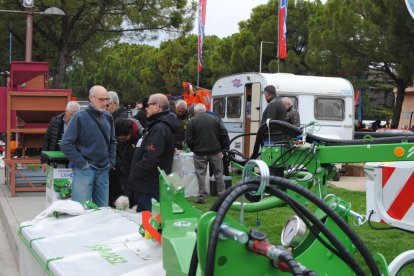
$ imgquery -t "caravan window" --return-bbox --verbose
[213,97,225,118]
[227,96,241,118]
[315,97,345,120]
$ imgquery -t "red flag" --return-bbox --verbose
[278,0,288,59]
[354,89,360,106]
[198,0,207,72]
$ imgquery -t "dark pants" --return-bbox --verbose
[109,169,124,208]
[130,190,159,212]
[209,154,230,176]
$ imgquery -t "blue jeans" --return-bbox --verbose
[71,166,109,207]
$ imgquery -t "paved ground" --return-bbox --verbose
[330,174,366,191]
[0,167,19,276]
[0,164,366,275]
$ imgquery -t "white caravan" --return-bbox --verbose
[211,73,355,156]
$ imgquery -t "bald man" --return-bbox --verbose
[61,85,116,207]
[282,97,300,127]
[127,93,180,211]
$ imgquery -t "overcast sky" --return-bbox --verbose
[192,0,269,38]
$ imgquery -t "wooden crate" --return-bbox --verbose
[344,164,365,177]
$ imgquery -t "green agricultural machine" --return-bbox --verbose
[144,120,414,275]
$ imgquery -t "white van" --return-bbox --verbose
[211,73,355,156]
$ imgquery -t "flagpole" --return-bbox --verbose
[277,0,280,73]
[197,69,200,88]
[197,1,200,87]
[197,0,206,88]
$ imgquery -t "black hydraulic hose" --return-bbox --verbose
[286,146,316,179]
[229,132,258,145]
[270,185,365,275]
[206,184,256,276]
[277,251,304,275]
[262,120,414,146]
[303,269,317,276]
[205,182,358,275]
[269,144,297,168]
[228,120,414,165]
[223,149,249,165]
[267,176,381,276]
[190,178,377,275]
[204,183,304,276]
[188,245,199,276]
[228,132,262,162]
[188,183,242,276]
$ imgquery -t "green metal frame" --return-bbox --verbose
[157,170,391,275]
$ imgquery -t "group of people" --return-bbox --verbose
[42,85,230,210]
[261,85,301,144]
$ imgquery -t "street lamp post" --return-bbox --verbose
[0,2,65,62]
[259,41,277,73]
[25,6,33,61]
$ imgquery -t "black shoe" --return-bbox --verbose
[196,197,207,204]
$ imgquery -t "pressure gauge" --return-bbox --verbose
[281,215,307,247]
[22,0,34,8]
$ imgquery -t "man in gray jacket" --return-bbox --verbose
[186,104,229,203]
[60,85,116,207]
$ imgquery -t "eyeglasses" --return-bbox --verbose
[93,96,110,102]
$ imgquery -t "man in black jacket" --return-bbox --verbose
[174,99,190,150]
[107,91,128,207]
[127,93,179,211]
[41,101,80,162]
[186,104,229,203]
[107,91,128,120]
[133,96,148,130]
[261,85,286,144]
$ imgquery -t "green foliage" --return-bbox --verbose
[66,43,164,101]
[307,0,414,126]
[0,0,196,87]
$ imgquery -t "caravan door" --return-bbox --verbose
[244,82,261,156]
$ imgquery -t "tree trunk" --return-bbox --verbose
[391,78,408,128]
[53,50,68,88]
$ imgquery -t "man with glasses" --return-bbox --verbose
[107,91,128,120]
[127,93,179,211]
[41,101,80,159]
[61,85,116,207]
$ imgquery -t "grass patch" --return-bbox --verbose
[189,183,414,274]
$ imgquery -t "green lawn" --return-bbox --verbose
[189,182,414,275]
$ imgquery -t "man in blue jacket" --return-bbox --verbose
[60,85,116,207]
[127,93,179,211]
